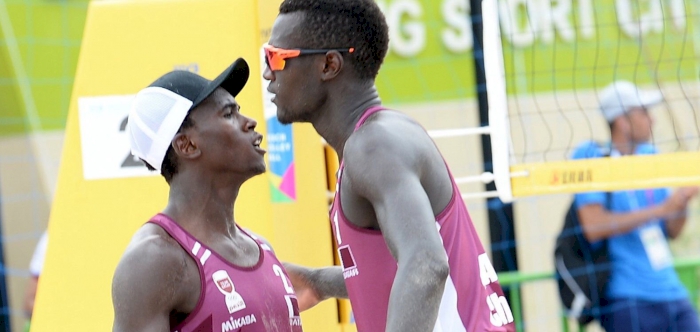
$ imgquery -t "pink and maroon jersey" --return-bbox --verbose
[329,107,516,332]
[149,214,303,332]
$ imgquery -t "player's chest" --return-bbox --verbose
[199,263,301,330]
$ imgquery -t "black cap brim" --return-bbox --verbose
[191,58,250,108]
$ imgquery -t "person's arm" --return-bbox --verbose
[578,188,697,242]
[665,213,687,240]
[112,236,187,332]
[282,263,347,311]
[344,129,450,332]
[578,203,664,242]
[664,187,698,239]
[244,228,348,310]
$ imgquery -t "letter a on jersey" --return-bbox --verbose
[478,253,498,286]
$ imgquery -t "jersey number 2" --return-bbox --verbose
[272,264,300,320]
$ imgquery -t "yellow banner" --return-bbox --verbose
[510,151,700,197]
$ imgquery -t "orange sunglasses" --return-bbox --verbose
[264,44,355,71]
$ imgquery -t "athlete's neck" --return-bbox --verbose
[162,170,244,239]
[312,82,381,160]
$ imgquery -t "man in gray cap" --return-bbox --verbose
[570,81,699,331]
[598,80,662,154]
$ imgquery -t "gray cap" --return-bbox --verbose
[598,81,663,122]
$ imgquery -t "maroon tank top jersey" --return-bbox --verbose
[149,214,303,332]
[329,107,516,332]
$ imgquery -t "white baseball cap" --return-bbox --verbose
[126,58,249,171]
[598,80,663,122]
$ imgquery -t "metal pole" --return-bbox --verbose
[470,0,519,284]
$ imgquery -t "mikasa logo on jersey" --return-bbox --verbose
[222,314,257,332]
[213,270,247,314]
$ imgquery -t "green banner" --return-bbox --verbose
[375,0,700,104]
[2,0,698,133]
[376,0,478,104]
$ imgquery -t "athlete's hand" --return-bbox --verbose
[282,263,323,311]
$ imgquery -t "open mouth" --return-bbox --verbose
[253,135,266,155]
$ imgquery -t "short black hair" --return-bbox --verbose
[142,114,195,184]
[279,0,389,79]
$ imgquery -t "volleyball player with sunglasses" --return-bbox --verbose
[262,0,515,331]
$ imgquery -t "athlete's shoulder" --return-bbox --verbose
[114,223,189,287]
[356,109,422,134]
[346,110,427,161]
[112,223,195,330]
[127,222,184,257]
[342,111,429,196]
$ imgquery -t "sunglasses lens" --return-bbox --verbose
[264,49,285,71]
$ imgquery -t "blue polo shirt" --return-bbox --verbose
[572,141,687,301]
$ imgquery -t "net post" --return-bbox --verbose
[482,0,514,203]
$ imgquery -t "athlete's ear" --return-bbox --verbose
[172,132,201,160]
[321,51,343,81]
